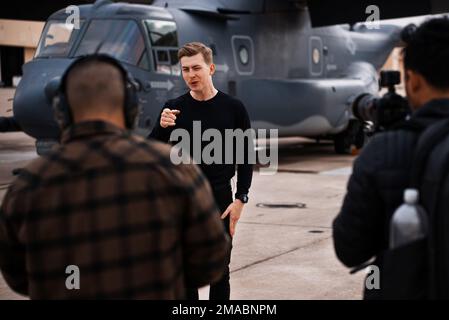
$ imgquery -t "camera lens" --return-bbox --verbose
[353,93,378,123]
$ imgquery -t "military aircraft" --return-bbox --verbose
[4,0,448,154]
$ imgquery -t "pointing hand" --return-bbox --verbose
[160,108,180,128]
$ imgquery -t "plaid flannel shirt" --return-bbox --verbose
[0,120,230,299]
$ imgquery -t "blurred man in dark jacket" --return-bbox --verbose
[333,17,449,299]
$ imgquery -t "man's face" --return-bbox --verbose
[180,53,214,92]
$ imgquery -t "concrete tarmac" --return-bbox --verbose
[0,89,365,300]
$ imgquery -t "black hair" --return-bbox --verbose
[403,17,449,90]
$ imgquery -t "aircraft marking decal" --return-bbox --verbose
[150,79,174,91]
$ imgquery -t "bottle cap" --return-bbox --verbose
[404,188,419,204]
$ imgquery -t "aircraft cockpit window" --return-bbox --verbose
[36,20,83,58]
[145,20,178,47]
[156,50,169,63]
[138,49,150,70]
[144,20,179,75]
[75,19,147,68]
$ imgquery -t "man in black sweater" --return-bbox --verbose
[149,42,253,300]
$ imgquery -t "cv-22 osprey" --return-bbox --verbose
[6,0,436,154]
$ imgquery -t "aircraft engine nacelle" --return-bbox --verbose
[239,62,379,138]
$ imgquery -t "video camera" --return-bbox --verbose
[352,70,411,134]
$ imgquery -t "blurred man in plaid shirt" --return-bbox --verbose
[0,55,230,299]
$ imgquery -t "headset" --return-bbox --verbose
[53,54,139,130]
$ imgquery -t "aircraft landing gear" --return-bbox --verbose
[333,120,365,155]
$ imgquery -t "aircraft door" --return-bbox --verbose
[309,36,323,76]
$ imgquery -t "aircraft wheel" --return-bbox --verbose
[333,120,365,154]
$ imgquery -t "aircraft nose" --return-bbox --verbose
[12,59,74,140]
[13,75,61,140]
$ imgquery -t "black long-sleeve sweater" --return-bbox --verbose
[149,90,253,196]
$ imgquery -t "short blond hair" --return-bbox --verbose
[178,42,213,65]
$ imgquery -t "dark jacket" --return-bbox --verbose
[0,120,230,299]
[333,99,449,299]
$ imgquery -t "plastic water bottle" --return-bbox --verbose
[389,189,428,249]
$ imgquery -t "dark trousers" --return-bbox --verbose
[186,183,233,300]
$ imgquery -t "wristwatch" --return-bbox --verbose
[235,193,249,204]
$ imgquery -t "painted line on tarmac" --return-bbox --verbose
[319,166,352,176]
[274,166,352,175]
[231,236,331,274]
[0,151,37,163]
[239,221,332,229]
[276,169,319,174]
